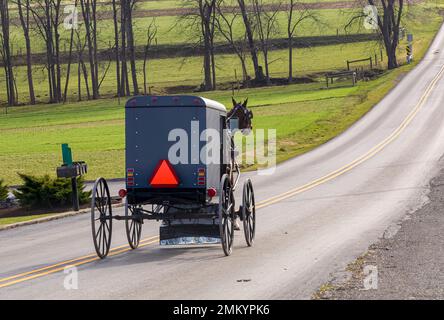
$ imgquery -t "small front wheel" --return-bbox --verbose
[91,178,113,259]
[242,179,256,247]
[125,201,142,250]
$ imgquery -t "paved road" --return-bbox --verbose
[2,25,444,299]
[319,163,444,299]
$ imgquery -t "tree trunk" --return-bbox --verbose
[237,0,263,82]
[126,1,139,95]
[0,0,16,106]
[80,0,99,99]
[288,37,293,82]
[54,1,62,102]
[111,0,121,97]
[120,0,130,96]
[17,0,35,105]
[369,0,403,70]
[63,8,77,102]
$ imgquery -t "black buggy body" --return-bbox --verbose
[125,95,229,205]
[90,96,256,258]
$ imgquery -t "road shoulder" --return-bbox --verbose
[314,161,444,300]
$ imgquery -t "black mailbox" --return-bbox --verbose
[57,161,88,179]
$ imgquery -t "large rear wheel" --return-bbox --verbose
[219,174,235,256]
[91,178,113,259]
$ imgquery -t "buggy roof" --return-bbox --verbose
[125,95,227,113]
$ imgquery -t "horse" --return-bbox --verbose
[227,98,253,135]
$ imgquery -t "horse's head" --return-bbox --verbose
[228,98,253,135]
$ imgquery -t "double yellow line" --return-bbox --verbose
[1,64,443,290]
[0,236,159,289]
[256,64,444,209]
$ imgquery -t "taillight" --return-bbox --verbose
[197,168,205,186]
[119,189,127,198]
[207,188,217,198]
[127,168,135,186]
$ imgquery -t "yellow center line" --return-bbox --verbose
[0,239,159,289]
[1,64,443,290]
[0,236,159,285]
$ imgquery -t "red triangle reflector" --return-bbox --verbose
[149,160,179,188]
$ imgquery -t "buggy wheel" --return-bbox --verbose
[91,177,113,259]
[125,201,142,250]
[242,179,256,247]
[219,174,235,256]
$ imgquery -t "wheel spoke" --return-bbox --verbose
[103,223,108,250]
[95,223,103,239]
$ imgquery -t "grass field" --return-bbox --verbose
[0,1,443,186]
[5,40,384,103]
[0,213,54,226]
[1,2,439,104]
[7,8,366,55]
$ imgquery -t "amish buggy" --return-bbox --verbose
[90,96,255,258]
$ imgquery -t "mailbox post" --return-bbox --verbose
[56,144,88,211]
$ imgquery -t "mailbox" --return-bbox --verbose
[56,144,87,211]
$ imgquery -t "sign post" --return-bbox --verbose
[407,33,413,64]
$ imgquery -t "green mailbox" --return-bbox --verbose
[56,144,88,211]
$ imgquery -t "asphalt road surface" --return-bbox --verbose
[2,25,444,299]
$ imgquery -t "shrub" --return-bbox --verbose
[0,179,8,202]
[14,174,91,209]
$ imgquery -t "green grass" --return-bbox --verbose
[7,8,366,55]
[2,40,384,104]
[0,213,54,226]
[2,2,439,105]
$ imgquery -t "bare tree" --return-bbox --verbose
[143,19,157,95]
[16,0,35,104]
[179,0,217,91]
[237,0,264,82]
[251,0,281,84]
[370,0,404,69]
[215,2,249,82]
[0,0,16,106]
[352,0,404,69]
[80,0,99,99]
[28,0,63,103]
[63,0,79,102]
[287,1,318,82]
[111,0,121,97]
[75,29,90,101]
[22,0,62,102]
[119,0,130,96]
[125,0,139,95]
